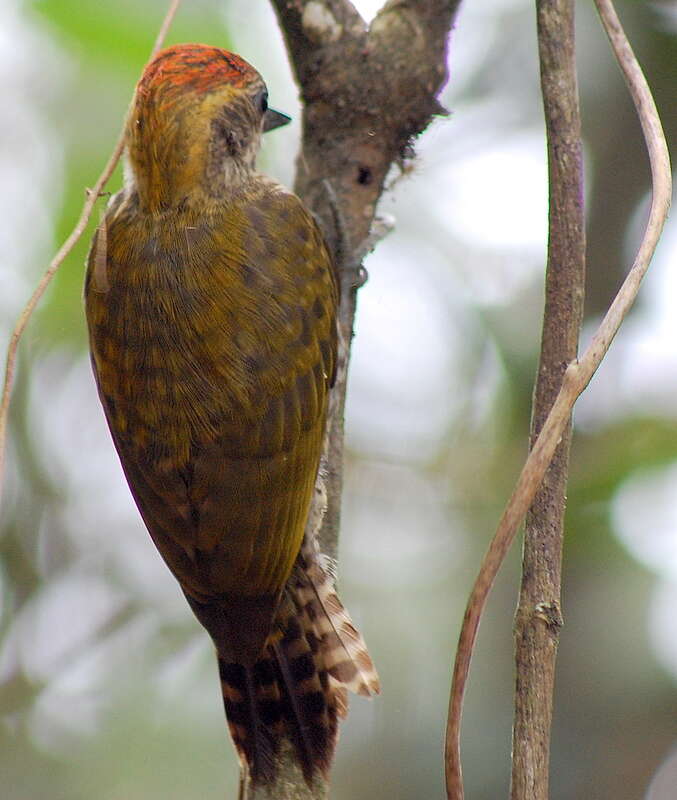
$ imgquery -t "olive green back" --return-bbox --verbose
[85,183,337,601]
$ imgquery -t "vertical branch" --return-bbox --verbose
[511,1,585,797]
[271,0,461,561]
[247,741,326,800]
[445,0,667,795]
[249,1,461,796]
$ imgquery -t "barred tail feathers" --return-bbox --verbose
[294,538,380,699]
[218,658,280,784]
[218,592,339,785]
[218,545,379,786]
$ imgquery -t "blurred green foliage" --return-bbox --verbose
[29,0,235,347]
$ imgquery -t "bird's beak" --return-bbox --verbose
[263,107,292,133]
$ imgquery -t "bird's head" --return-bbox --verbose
[125,44,290,212]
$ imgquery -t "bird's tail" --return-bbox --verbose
[218,536,380,787]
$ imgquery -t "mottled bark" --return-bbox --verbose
[244,1,462,797]
[270,0,461,560]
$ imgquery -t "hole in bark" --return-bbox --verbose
[356,165,372,185]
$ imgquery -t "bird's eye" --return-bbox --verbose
[257,90,269,114]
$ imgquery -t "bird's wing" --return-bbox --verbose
[85,188,337,608]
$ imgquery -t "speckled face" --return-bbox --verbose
[125,44,272,209]
[131,43,268,147]
[206,87,268,174]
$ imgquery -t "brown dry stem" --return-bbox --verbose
[511,1,585,797]
[444,0,671,798]
[0,0,182,502]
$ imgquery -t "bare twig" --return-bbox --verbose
[0,0,182,501]
[444,0,671,797]
[511,1,585,797]
[152,0,182,53]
